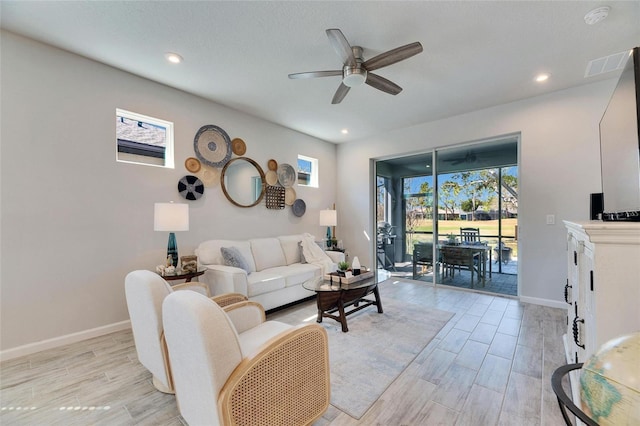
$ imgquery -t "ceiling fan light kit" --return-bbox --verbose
[288,28,423,104]
[343,66,367,87]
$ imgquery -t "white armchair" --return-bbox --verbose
[162,290,331,426]
[124,270,247,394]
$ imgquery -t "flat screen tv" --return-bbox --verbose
[599,46,640,221]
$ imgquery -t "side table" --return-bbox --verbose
[159,268,206,283]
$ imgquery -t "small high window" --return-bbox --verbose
[297,155,318,187]
[116,108,174,168]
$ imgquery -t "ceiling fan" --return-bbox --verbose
[445,151,478,165]
[288,29,423,104]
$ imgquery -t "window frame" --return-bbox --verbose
[297,154,318,188]
[116,108,175,168]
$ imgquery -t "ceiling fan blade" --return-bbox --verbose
[331,83,350,104]
[363,42,423,71]
[365,73,402,95]
[326,29,356,66]
[288,70,342,79]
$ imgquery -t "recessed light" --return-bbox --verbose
[584,6,610,25]
[165,52,183,64]
[341,129,349,134]
[535,73,550,83]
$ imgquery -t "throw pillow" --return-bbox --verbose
[298,241,307,264]
[220,246,250,273]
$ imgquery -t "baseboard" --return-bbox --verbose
[519,295,567,309]
[0,320,131,362]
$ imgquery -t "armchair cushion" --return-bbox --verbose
[220,246,251,273]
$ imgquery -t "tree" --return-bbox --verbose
[461,198,484,213]
[419,181,433,219]
[438,180,460,219]
[454,171,491,220]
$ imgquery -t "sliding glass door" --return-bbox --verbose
[375,137,518,296]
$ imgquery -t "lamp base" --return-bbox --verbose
[167,232,178,267]
[326,227,332,248]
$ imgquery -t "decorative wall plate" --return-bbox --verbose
[265,170,278,186]
[292,199,306,217]
[231,138,246,156]
[178,175,205,200]
[193,125,232,167]
[285,187,296,205]
[268,159,278,171]
[185,157,201,173]
[196,165,220,187]
[277,163,296,188]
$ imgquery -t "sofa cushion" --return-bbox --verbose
[250,238,287,271]
[281,263,321,287]
[220,247,251,273]
[196,240,256,273]
[246,269,286,297]
[278,235,304,265]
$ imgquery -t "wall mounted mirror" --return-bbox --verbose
[221,157,266,208]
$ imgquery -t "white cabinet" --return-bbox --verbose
[563,221,640,364]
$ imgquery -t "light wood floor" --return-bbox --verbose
[0,279,568,425]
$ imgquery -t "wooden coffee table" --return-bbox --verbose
[303,274,383,332]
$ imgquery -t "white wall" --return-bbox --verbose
[336,79,617,306]
[0,32,337,353]
[0,29,621,356]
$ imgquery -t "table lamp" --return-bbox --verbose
[319,209,337,248]
[154,202,189,267]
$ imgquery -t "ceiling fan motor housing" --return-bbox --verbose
[343,46,367,87]
[343,66,367,87]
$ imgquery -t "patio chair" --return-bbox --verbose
[412,242,434,279]
[441,246,483,288]
[494,242,512,264]
[460,227,481,243]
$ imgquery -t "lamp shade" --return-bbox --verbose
[154,203,189,231]
[319,209,337,227]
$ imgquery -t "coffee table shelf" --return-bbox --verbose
[303,274,383,332]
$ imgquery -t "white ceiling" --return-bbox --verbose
[1,1,639,144]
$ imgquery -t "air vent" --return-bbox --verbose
[585,51,630,78]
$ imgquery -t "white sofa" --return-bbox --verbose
[195,234,344,311]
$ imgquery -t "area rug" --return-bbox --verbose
[319,298,454,419]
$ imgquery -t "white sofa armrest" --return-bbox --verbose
[325,251,345,263]
[201,265,249,297]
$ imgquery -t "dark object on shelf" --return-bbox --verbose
[590,192,604,220]
[602,210,640,221]
[550,363,598,426]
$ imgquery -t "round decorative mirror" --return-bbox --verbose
[221,157,266,208]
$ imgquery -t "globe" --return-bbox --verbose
[579,332,640,425]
